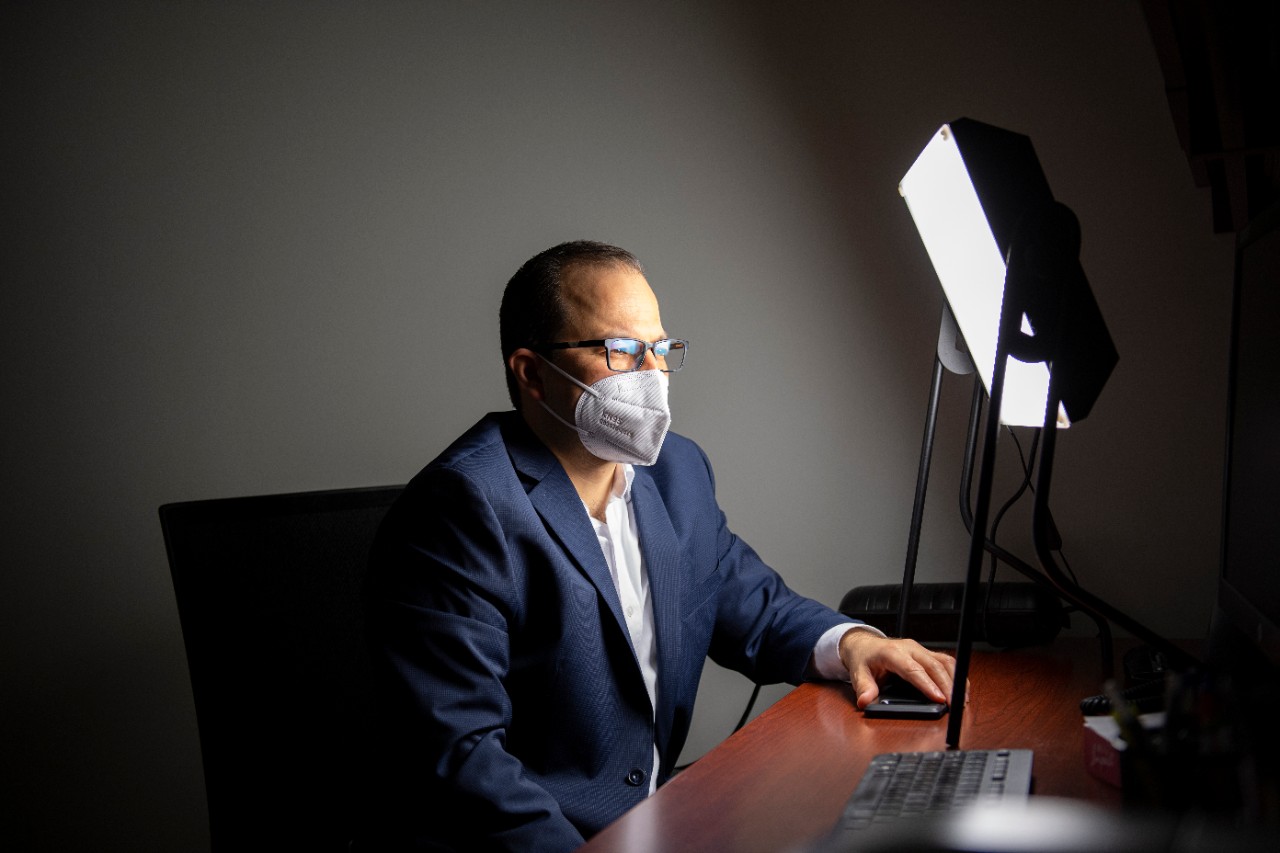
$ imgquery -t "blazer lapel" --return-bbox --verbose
[630,469,683,752]
[502,416,629,639]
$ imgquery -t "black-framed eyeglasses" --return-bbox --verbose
[535,338,689,373]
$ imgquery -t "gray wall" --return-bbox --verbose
[4,2,1231,849]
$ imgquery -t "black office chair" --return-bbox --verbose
[159,485,403,852]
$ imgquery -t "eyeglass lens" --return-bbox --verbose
[605,339,686,372]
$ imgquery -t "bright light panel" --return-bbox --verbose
[900,124,1068,428]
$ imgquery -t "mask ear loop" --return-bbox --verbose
[538,354,602,398]
[535,355,597,436]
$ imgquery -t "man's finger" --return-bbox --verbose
[851,668,880,709]
[895,652,953,703]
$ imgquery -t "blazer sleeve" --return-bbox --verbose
[362,466,586,853]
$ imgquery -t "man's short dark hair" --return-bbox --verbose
[499,240,644,408]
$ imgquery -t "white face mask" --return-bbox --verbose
[537,356,671,466]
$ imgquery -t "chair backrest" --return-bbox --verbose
[159,485,403,851]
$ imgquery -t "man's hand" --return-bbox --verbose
[838,629,959,709]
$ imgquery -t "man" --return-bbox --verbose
[361,241,955,851]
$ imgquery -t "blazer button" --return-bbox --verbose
[625,768,647,787]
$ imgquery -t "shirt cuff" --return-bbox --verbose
[809,622,886,682]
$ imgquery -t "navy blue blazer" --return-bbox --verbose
[361,412,850,851]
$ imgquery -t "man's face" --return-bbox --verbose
[548,264,669,393]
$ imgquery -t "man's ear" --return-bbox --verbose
[508,348,545,403]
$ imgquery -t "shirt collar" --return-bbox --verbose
[611,463,635,504]
[580,464,636,520]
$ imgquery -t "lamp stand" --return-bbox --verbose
[897,307,1115,681]
[897,353,945,638]
[946,284,1020,747]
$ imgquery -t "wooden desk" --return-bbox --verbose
[580,640,1119,853]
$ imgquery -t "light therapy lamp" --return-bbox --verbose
[894,119,1193,748]
[899,120,1117,428]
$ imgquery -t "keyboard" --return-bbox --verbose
[836,749,1033,833]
